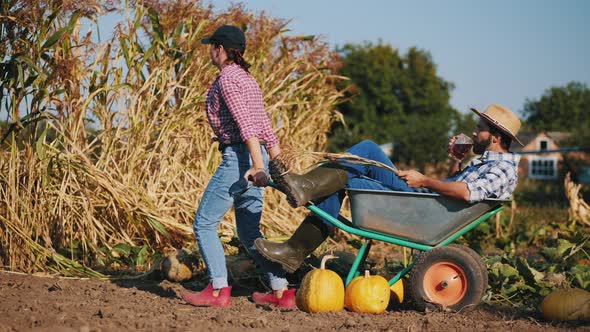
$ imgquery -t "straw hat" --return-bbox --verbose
[470,104,523,146]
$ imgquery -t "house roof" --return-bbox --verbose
[546,131,571,143]
[511,131,571,152]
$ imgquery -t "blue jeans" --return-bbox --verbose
[194,144,288,290]
[316,140,419,222]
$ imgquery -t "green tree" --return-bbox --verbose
[329,43,458,168]
[523,81,590,147]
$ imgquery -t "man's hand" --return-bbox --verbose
[400,168,470,201]
[447,134,462,161]
[398,170,428,188]
[244,167,268,187]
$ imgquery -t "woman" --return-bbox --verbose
[181,25,294,308]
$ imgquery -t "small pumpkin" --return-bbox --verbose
[296,254,345,313]
[541,288,590,321]
[345,270,390,314]
[161,249,196,282]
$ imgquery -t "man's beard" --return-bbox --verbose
[473,136,492,155]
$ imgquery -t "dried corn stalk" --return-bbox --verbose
[565,173,590,227]
[311,152,400,175]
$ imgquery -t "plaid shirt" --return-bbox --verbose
[205,63,279,148]
[446,151,520,203]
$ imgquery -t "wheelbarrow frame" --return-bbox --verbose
[307,202,504,287]
[268,182,506,288]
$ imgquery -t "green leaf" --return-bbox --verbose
[146,217,168,237]
[515,257,544,285]
[16,61,24,87]
[35,126,48,160]
[140,44,156,68]
[133,7,143,32]
[557,238,575,256]
[41,12,79,50]
[497,262,520,279]
[66,12,81,31]
[148,7,164,43]
[540,247,559,262]
[18,56,41,75]
[172,21,184,46]
[41,26,69,50]
[112,243,132,256]
[189,20,208,44]
[136,245,148,266]
[570,264,590,289]
[120,39,131,67]
[43,6,61,30]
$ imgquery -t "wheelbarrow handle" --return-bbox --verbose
[246,175,278,189]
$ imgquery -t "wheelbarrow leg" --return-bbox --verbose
[345,239,372,286]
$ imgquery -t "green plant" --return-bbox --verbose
[484,230,590,309]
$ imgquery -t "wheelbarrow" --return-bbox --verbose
[270,183,508,312]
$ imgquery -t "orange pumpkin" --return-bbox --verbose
[296,254,345,313]
[345,270,390,314]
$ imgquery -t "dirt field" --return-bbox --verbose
[1,269,588,332]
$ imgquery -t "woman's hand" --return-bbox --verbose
[244,167,268,187]
[398,170,428,188]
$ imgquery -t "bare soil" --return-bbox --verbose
[1,268,588,332]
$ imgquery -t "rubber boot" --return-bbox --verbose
[254,215,330,273]
[269,159,348,208]
[181,284,232,307]
[252,289,296,308]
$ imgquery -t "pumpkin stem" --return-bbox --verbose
[364,270,370,278]
[320,254,338,270]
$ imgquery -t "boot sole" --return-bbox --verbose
[272,177,305,208]
[269,162,305,208]
[254,239,300,273]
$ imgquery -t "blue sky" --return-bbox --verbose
[95,0,589,117]
[205,0,590,116]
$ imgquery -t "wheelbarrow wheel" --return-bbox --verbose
[447,244,488,293]
[409,246,486,312]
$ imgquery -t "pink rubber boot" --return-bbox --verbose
[252,289,296,308]
[182,283,232,307]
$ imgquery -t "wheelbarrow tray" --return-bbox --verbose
[348,189,509,246]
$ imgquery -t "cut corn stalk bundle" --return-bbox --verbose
[565,173,590,227]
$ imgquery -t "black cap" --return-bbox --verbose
[201,25,246,53]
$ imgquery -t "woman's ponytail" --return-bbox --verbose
[225,48,251,72]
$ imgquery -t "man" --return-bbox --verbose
[254,104,522,273]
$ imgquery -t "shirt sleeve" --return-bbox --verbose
[464,163,514,203]
[218,76,257,142]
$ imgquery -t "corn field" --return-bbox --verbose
[0,0,344,276]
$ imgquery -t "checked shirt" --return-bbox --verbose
[206,63,279,148]
[446,151,520,203]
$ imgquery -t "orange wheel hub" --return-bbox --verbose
[422,262,467,306]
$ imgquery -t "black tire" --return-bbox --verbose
[409,246,486,312]
[447,244,488,293]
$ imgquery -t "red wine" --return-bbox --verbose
[451,143,473,160]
